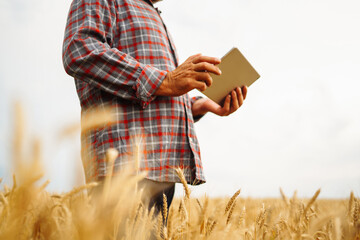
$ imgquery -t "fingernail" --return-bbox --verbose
[219,69,222,74]
[216,58,221,62]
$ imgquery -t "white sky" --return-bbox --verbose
[0,0,359,198]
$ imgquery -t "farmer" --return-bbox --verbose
[62,0,247,214]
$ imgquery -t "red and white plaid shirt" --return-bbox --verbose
[62,0,205,184]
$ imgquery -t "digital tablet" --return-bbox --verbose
[201,47,260,105]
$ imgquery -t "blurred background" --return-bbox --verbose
[0,0,359,198]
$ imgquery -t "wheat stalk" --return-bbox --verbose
[167,207,173,239]
[102,148,118,203]
[157,213,163,240]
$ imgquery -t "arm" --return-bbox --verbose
[62,0,166,109]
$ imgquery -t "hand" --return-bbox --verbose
[192,86,248,117]
[155,54,221,96]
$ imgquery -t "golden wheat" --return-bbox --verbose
[1,104,359,239]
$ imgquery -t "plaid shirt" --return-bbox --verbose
[62,0,205,184]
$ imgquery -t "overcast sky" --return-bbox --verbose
[0,0,359,198]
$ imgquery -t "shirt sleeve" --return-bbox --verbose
[190,96,206,122]
[62,0,167,109]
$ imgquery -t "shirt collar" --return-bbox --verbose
[143,0,154,7]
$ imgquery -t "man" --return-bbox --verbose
[62,0,247,213]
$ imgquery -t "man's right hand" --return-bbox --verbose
[155,54,222,96]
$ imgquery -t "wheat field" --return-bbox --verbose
[0,104,359,240]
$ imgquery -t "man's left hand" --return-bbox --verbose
[192,86,248,117]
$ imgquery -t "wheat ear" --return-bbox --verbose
[353,199,359,225]
[349,191,354,216]
[304,189,321,215]
[61,182,99,202]
[39,180,50,191]
[207,220,217,236]
[175,168,190,199]
[227,200,237,225]
[162,193,168,222]
[225,189,241,214]
[280,188,290,206]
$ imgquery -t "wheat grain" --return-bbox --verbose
[196,198,203,212]
[178,199,183,214]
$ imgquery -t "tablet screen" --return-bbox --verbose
[201,47,260,105]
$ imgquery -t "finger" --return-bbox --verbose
[242,86,248,100]
[193,62,221,75]
[192,80,207,92]
[231,90,240,111]
[185,54,202,64]
[195,72,213,87]
[192,55,221,65]
[236,87,244,107]
[187,53,202,62]
[222,95,231,116]
[203,99,223,114]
